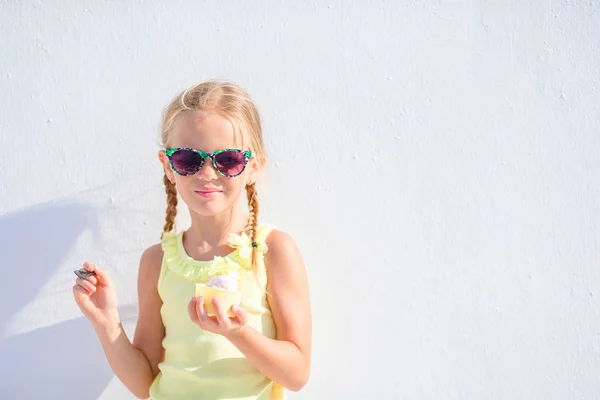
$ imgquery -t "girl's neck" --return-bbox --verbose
[185,208,249,248]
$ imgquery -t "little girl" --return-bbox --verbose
[73,81,312,400]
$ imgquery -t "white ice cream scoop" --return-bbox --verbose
[196,275,242,317]
[206,275,240,292]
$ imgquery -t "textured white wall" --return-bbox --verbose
[1,1,599,399]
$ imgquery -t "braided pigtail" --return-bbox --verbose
[245,182,260,274]
[162,175,178,237]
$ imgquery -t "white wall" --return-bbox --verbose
[1,1,599,399]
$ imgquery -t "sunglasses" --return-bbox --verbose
[165,148,252,178]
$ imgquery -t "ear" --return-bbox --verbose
[158,150,176,184]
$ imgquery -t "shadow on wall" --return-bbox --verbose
[0,202,117,399]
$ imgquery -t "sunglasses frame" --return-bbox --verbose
[165,147,253,178]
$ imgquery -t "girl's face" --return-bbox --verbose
[159,110,257,218]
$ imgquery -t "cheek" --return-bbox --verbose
[222,178,246,197]
[172,174,188,187]
[172,176,200,196]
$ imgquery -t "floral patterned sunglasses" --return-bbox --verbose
[165,148,252,178]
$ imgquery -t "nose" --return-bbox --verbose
[195,157,219,179]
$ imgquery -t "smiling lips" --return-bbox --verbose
[195,188,222,198]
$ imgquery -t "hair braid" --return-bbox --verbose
[245,182,260,274]
[163,175,178,236]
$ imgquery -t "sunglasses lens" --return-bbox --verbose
[170,149,203,175]
[214,151,246,176]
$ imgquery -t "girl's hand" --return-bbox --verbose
[72,262,120,330]
[187,296,249,339]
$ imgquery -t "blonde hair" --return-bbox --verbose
[160,81,267,274]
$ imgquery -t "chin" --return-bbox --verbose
[189,203,229,217]
[181,197,232,218]
[190,207,230,218]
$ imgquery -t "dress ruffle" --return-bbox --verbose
[161,224,273,283]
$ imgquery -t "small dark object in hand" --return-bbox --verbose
[74,269,96,280]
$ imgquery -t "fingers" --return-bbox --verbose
[76,274,98,286]
[74,271,98,286]
[188,297,199,324]
[196,296,209,324]
[188,296,245,335]
[75,277,96,295]
[189,296,222,331]
[212,298,231,327]
[72,285,94,309]
[74,263,100,295]
[86,275,98,286]
[82,262,113,288]
[72,284,90,299]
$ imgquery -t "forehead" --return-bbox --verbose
[169,110,246,151]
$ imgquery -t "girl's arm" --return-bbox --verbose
[229,230,311,391]
[189,230,312,391]
[87,245,165,399]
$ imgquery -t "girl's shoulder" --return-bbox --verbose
[264,229,298,254]
[138,242,164,284]
[264,229,306,280]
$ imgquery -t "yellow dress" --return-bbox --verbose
[149,224,285,400]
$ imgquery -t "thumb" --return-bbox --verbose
[232,305,248,324]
